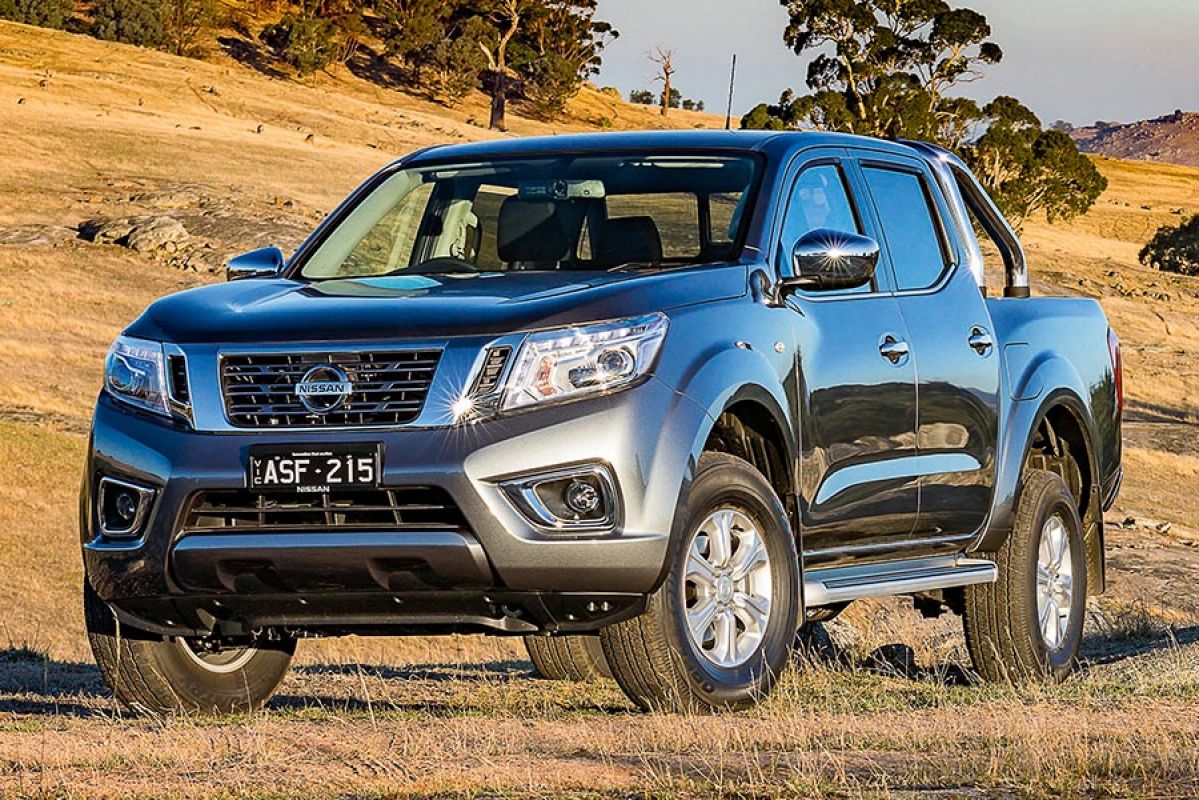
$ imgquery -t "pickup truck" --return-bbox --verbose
[81,130,1123,714]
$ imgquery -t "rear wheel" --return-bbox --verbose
[523,634,611,681]
[963,469,1087,683]
[84,583,295,715]
[600,452,799,712]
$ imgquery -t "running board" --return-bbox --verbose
[803,555,997,607]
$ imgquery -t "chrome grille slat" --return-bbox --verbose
[220,349,441,428]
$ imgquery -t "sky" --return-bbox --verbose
[594,0,1199,126]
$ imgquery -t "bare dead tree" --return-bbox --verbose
[648,46,675,117]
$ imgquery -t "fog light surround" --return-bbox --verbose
[97,476,156,539]
[499,464,619,533]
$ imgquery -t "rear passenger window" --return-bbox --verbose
[862,167,948,291]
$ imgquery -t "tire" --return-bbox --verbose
[963,469,1088,683]
[523,634,612,681]
[84,582,295,715]
[600,452,800,712]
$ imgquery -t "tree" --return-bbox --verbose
[648,46,675,117]
[744,0,1104,225]
[472,0,537,130]
[261,0,364,76]
[1139,216,1199,276]
[375,0,461,72]
[965,97,1107,229]
[161,0,219,57]
[746,0,1000,139]
[424,18,488,107]
[629,88,654,105]
[0,0,73,28]
[91,0,165,48]
[518,0,617,121]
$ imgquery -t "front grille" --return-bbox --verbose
[471,346,511,395]
[167,354,190,404]
[183,487,468,532]
[220,350,441,428]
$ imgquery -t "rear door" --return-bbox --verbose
[853,152,1002,539]
[781,150,920,562]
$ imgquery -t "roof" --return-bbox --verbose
[399,129,925,166]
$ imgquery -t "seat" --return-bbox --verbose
[594,216,663,268]
[497,197,572,270]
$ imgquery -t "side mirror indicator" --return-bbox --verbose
[226,247,285,281]
[780,229,879,295]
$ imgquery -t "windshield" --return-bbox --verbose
[299,153,761,279]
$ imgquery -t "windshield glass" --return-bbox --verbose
[299,153,760,279]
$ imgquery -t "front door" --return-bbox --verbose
[856,157,1002,539]
[779,156,920,563]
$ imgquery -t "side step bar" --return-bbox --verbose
[804,554,997,607]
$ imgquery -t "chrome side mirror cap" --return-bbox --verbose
[226,247,285,281]
[780,229,879,294]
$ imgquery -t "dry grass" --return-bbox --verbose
[0,18,1198,799]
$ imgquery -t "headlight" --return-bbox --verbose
[501,313,668,411]
[104,335,170,417]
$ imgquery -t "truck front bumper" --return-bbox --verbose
[82,377,708,636]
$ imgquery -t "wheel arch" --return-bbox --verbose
[974,385,1106,593]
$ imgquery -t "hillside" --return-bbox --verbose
[0,19,1198,799]
[1073,109,1199,167]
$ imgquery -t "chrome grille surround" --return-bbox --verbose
[219,349,441,428]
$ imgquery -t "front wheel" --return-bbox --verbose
[963,469,1088,683]
[601,452,800,712]
[84,583,295,715]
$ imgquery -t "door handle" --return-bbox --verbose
[968,327,994,356]
[878,335,910,365]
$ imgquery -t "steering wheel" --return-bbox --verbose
[398,256,480,275]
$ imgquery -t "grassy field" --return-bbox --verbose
[0,19,1198,799]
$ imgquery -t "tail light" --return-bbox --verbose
[1107,328,1123,419]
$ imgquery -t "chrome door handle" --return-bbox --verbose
[878,335,910,364]
[968,327,994,356]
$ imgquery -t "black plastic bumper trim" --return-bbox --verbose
[171,530,493,594]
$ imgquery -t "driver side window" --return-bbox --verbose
[779,164,870,293]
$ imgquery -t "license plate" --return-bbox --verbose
[248,444,381,492]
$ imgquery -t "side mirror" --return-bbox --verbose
[226,247,285,281]
[780,229,879,295]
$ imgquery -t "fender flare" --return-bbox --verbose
[647,348,799,590]
[676,346,798,483]
[973,351,1101,553]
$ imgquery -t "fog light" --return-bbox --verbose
[564,479,600,515]
[499,464,619,532]
[98,476,156,539]
[115,491,139,523]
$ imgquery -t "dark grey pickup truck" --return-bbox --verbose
[82,130,1122,713]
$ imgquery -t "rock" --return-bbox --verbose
[127,217,190,253]
[130,187,206,210]
[0,224,76,247]
[1156,521,1173,534]
[79,217,139,244]
[866,643,918,678]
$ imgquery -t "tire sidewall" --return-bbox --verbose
[656,454,799,707]
[1021,479,1088,678]
[149,638,296,712]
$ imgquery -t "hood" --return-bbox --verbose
[126,265,748,344]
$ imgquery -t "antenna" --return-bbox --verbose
[724,54,737,130]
